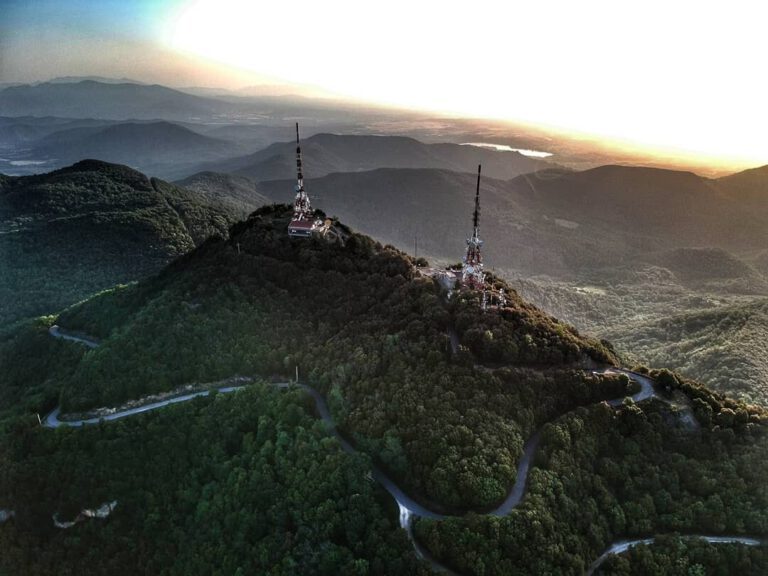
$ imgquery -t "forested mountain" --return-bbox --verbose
[0,160,235,325]
[175,171,270,216]
[27,121,241,179]
[202,133,557,181]
[1,205,765,575]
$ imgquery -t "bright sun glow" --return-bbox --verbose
[168,0,767,167]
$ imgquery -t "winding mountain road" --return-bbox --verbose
[586,536,763,575]
[40,325,763,573]
[48,325,99,348]
[44,385,249,428]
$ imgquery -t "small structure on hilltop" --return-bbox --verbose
[288,123,323,238]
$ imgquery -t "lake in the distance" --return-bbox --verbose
[460,142,553,158]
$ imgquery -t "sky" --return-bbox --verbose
[1,0,766,167]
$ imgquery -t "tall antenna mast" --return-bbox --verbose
[295,122,304,190]
[288,122,321,237]
[460,164,485,291]
[472,164,481,237]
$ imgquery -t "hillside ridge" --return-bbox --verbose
[0,160,236,325]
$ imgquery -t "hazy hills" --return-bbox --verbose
[254,164,768,280]
[718,164,768,203]
[0,80,233,120]
[0,117,293,178]
[2,78,759,178]
[29,121,241,179]
[201,133,557,181]
[1,116,555,182]
[512,165,768,250]
[0,160,235,325]
[0,117,115,148]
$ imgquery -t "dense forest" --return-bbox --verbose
[1,205,766,574]
[0,385,426,575]
[414,373,768,574]
[0,160,235,325]
[0,317,85,421]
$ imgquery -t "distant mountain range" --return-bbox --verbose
[4,120,560,182]
[46,76,147,85]
[0,81,235,120]
[0,116,114,148]
[0,79,404,126]
[7,150,760,289]
[201,133,558,181]
[0,160,236,325]
[2,78,763,177]
[254,163,768,279]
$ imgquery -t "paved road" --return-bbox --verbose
[44,326,763,572]
[49,325,99,348]
[43,386,247,428]
[586,535,762,575]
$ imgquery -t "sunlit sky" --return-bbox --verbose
[1,0,766,167]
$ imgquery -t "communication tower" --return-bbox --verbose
[288,123,322,237]
[461,165,486,290]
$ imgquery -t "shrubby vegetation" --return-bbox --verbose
[0,385,427,575]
